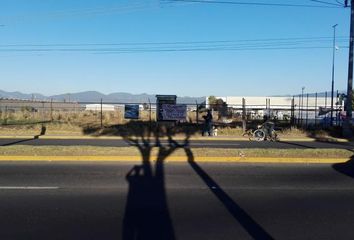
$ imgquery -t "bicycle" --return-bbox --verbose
[243,124,279,142]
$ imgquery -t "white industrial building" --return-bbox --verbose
[85,104,116,111]
[85,104,147,112]
[207,96,336,109]
[206,96,342,121]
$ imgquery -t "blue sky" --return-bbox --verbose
[0,0,351,97]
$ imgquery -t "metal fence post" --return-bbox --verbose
[315,92,318,127]
[298,95,301,127]
[325,91,327,108]
[306,93,309,128]
[148,98,152,127]
[100,98,103,128]
[196,100,199,124]
[4,105,7,125]
[242,98,246,133]
[42,101,45,123]
[291,96,295,126]
[268,98,271,118]
[50,98,53,122]
[336,90,339,126]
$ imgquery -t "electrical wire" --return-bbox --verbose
[162,0,343,8]
[0,36,348,48]
[0,44,347,54]
[309,0,344,7]
[0,1,161,24]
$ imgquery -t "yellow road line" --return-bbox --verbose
[0,155,348,163]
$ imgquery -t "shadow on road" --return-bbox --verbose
[123,157,175,240]
[83,121,196,240]
[185,148,274,239]
[333,149,354,179]
[277,141,316,149]
[83,122,273,239]
[1,136,39,146]
[1,125,46,146]
[285,128,354,179]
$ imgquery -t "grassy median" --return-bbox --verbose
[0,145,352,159]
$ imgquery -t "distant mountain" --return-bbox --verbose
[50,91,106,102]
[0,90,205,104]
[0,90,46,100]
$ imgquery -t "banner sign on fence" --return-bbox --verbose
[124,104,139,119]
[161,104,187,121]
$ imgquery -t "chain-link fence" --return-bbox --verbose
[0,94,344,130]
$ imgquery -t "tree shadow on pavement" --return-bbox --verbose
[83,122,273,240]
[184,147,274,240]
[83,121,195,240]
[277,141,316,149]
[295,129,354,179]
[278,127,354,179]
[1,136,39,146]
[333,150,354,179]
[1,125,46,146]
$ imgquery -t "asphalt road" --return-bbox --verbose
[1,138,354,149]
[0,161,354,240]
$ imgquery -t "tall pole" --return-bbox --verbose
[344,0,354,137]
[331,24,338,126]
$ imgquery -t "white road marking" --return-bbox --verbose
[0,186,59,190]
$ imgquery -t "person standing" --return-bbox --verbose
[263,115,274,140]
[203,109,213,136]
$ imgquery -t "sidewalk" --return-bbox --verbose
[0,133,351,142]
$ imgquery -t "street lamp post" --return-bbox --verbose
[343,0,354,138]
[331,24,338,127]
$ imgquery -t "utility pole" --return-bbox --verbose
[331,24,338,126]
[343,0,354,138]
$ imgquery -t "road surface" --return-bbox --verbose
[0,161,353,239]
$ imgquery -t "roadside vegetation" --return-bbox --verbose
[0,146,352,159]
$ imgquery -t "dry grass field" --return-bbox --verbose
[0,109,342,140]
[0,145,351,159]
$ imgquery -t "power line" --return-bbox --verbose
[0,35,348,54]
[0,1,161,24]
[163,0,343,8]
[309,0,344,7]
[0,36,348,48]
[95,46,349,54]
[0,45,348,54]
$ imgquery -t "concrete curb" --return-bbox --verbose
[0,155,349,163]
